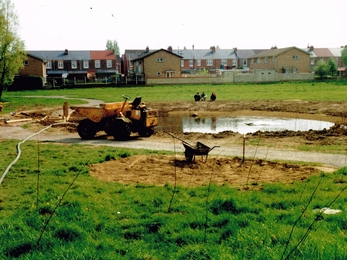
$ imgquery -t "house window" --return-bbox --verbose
[251,59,254,64]
[95,60,100,68]
[157,72,161,76]
[181,60,184,67]
[83,60,89,69]
[243,59,247,66]
[46,61,51,69]
[156,58,163,62]
[189,60,193,67]
[107,60,112,68]
[292,55,299,60]
[58,60,63,69]
[264,57,268,63]
[272,56,275,63]
[311,59,315,65]
[23,60,29,66]
[232,59,237,66]
[221,59,227,66]
[71,60,77,69]
[197,59,201,66]
[257,58,261,64]
[207,59,213,66]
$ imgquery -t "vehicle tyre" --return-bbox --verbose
[139,127,154,137]
[77,119,97,139]
[111,119,131,140]
[185,152,194,162]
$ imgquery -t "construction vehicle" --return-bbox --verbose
[70,95,159,140]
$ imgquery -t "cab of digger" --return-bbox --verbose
[131,96,142,108]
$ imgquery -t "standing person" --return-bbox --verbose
[200,92,206,101]
[210,92,216,101]
[194,92,201,101]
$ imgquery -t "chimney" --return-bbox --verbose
[192,45,194,50]
[145,46,149,52]
[64,49,68,55]
[168,46,173,52]
[309,45,314,51]
[210,46,216,53]
[233,47,237,52]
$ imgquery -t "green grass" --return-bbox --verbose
[2,81,347,258]
[1,139,347,259]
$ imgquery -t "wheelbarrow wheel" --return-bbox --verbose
[185,152,194,162]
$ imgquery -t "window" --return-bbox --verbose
[232,59,237,66]
[156,58,163,62]
[207,59,213,66]
[107,60,112,68]
[83,60,89,69]
[157,72,161,76]
[58,60,63,69]
[243,59,247,66]
[71,60,77,69]
[46,61,51,69]
[272,56,275,63]
[197,59,201,66]
[23,60,29,66]
[95,60,100,68]
[251,59,254,64]
[221,59,227,66]
[311,59,315,65]
[181,60,184,67]
[292,55,299,60]
[264,57,268,63]
[189,60,194,67]
[257,58,260,64]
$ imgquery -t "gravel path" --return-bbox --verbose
[1,125,345,168]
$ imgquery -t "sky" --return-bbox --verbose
[11,0,347,54]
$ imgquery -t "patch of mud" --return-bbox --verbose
[89,154,330,189]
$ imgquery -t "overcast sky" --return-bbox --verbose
[12,0,347,53]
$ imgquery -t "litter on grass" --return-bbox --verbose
[313,207,342,215]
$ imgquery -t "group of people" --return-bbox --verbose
[194,92,216,101]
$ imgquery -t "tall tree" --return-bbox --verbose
[105,39,120,55]
[315,59,330,79]
[327,57,337,76]
[0,0,26,99]
[341,47,347,66]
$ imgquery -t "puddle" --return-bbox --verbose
[159,116,335,134]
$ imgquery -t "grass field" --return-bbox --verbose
[1,80,347,259]
[1,80,347,113]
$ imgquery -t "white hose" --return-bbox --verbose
[0,123,73,185]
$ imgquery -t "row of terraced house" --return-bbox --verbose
[17,45,347,88]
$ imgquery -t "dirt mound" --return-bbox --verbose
[89,154,328,189]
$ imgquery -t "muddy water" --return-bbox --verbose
[158,115,335,134]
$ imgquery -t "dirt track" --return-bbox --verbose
[1,99,347,188]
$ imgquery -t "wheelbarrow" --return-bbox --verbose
[165,131,219,162]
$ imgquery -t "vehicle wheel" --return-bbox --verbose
[77,119,97,139]
[185,152,194,162]
[139,127,154,137]
[112,119,131,140]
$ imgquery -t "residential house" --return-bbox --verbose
[131,48,182,78]
[173,46,267,73]
[250,46,311,73]
[122,47,154,77]
[27,49,120,85]
[306,46,347,75]
[19,53,47,80]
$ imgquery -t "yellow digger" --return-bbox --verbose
[70,95,159,140]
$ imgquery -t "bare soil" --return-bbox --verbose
[2,99,347,188]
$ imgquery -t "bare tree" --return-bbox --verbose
[0,0,26,99]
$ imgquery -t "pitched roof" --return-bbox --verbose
[131,49,183,61]
[250,46,310,58]
[328,48,343,57]
[27,50,91,60]
[90,50,116,60]
[311,48,333,58]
